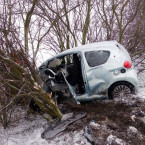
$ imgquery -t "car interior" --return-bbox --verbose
[47,53,85,95]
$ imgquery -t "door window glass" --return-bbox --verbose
[85,50,110,67]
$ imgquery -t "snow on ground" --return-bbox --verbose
[106,135,126,145]
[0,70,145,145]
[138,71,145,99]
[47,130,90,145]
[0,114,90,145]
[0,115,49,145]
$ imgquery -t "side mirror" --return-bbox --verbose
[44,69,55,77]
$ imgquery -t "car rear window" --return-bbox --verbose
[85,50,110,67]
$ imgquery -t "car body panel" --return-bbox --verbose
[39,41,139,102]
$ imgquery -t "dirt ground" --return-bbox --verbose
[59,97,145,145]
[1,96,145,145]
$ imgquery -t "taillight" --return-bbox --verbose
[123,61,132,69]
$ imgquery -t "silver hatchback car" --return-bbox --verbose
[39,41,138,104]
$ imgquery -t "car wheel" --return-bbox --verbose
[109,82,132,101]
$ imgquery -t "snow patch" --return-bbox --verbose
[0,115,48,145]
[106,135,126,145]
[0,114,90,145]
[138,71,145,99]
[47,130,90,145]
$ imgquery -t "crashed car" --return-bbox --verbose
[39,41,138,104]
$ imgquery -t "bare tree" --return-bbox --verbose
[0,0,63,129]
[36,0,93,52]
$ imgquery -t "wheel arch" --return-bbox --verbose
[108,81,135,99]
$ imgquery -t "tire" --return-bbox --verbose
[108,82,132,101]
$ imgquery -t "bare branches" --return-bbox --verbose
[24,0,38,54]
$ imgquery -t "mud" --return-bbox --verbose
[60,97,145,145]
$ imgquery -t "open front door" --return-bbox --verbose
[45,53,85,105]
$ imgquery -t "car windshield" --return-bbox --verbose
[85,50,110,67]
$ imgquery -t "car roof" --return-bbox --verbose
[40,40,120,67]
[56,40,119,56]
